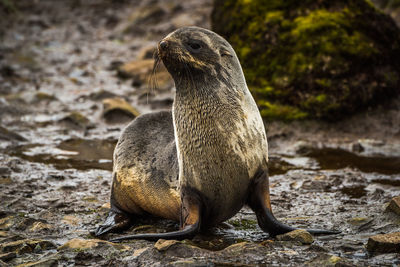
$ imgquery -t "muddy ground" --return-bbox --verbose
[1,0,399,266]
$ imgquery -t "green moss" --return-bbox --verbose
[212,0,400,120]
[228,219,258,230]
[259,100,309,120]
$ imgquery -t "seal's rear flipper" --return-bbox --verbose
[109,187,202,242]
[95,210,132,236]
[109,221,199,242]
[247,169,341,237]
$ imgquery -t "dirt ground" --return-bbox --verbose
[1,0,399,266]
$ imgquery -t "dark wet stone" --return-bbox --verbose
[366,232,400,254]
[0,167,11,178]
[59,111,91,130]
[0,126,27,141]
[386,196,400,215]
[88,90,118,101]
[0,239,56,255]
[16,256,59,267]
[0,251,16,262]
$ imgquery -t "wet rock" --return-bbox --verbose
[305,254,348,266]
[137,44,157,60]
[16,257,59,267]
[348,217,369,226]
[385,196,400,215]
[212,0,400,121]
[276,229,314,244]
[117,59,173,90]
[34,92,56,102]
[366,232,400,254]
[0,216,14,230]
[154,239,179,251]
[58,238,130,251]
[0,239,55,255]
[59,111,90,130]
[0,126,27,141]
[102,97,140,124]
[61,215,80,226]
[117,59,154,79]
[29,222,53,232]
[0,251,16,262]
[88,90,118,101]
[0,177,12,185]
[0,167,11,177]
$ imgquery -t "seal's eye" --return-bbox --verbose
[186,41,202,53]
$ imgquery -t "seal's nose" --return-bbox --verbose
[159,40,168,50]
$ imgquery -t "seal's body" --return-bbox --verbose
[95,27,339,241]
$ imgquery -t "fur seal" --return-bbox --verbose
[95,26,339,241]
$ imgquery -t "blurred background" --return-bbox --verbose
[0,0,399,266]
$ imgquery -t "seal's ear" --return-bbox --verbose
[220,47,232,57]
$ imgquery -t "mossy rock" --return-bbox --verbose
[212,0,400,120]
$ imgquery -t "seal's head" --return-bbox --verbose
[157,26,245,89]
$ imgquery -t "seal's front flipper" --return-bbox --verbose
[247,169,340,237]
[109,188,202,242]
[95,210,132,236]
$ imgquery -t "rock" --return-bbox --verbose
[212,0,400,120]
[386,196,400,215]
[348,217,369,226]
[29,222,53,232]
[0,167,11,177]
[0,178,12,185]
[0,239,55,255]
[117,59,173,90]
[132,247,149,257]
[366,232,400,254]
[117,59,154,79]
[0,126,26,141]
[61,215,80,226]
[276,229,314,244]
[102,97,140,124]
[306,254,347,266]
[59,112,90,130]
[0,251,16,262]
[137,44,157,60]
[34,92,55,102]
[0,216,14,230]
[58,238,130,251]
[15,256,58,267]
[154,239,180,251]
[88,90,118,101]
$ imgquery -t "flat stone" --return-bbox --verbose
[348,217,369,226]
[0,216,14,230]
[0,178,12,185]
[58,238,130,251]
[0,251,16,261]
[386,196,400,215]
[102,97,140,124]
[366,232,400,254]
[117,59,154,79]
[276,229,314,244]
[117,59,173,90]
[0,239,56,255]
[154,239,179,251]
[0,126,26,141]
[59,111,90,129]
[15,257,58,267]
[61,215,80,226]
[29,222,53,232]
